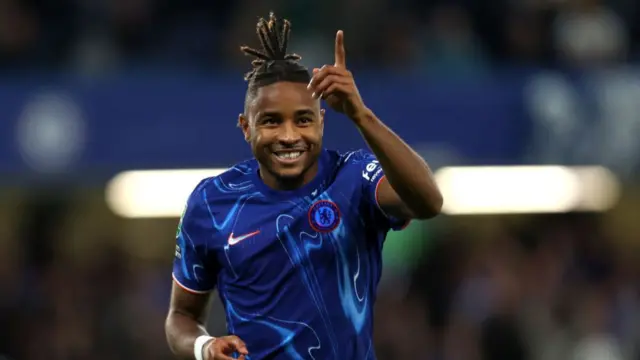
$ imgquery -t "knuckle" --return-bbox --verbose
[230,335,243,343]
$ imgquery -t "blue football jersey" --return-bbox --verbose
[172,149,408,360]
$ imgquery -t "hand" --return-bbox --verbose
[204,335,249,360]
[307,30,368,121]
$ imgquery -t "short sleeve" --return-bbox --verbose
[172,179,219,293]
[349,150,410,231]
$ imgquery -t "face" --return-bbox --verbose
[239,81,324,189]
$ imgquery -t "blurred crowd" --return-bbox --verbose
[1,0,640,74]
[376,214,640,360]
[1,191,639,360]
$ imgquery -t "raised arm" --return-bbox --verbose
[308,30,443,219]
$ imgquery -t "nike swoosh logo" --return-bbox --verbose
[228,230,260,246]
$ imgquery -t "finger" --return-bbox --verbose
[321,83,350,100]
[334,30,346,67]
[213,354,235,360]
[212,340,236,355]
[308,65,329,91]
[308,65,349,91]
[311,75,351,99]
[208,344,235,360]
[318,65,348,76]
[312,75,351,99]
[228,336,249,355]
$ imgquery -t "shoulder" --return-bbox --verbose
[325,149,375,167]
[215,158,258,186]
[320,149,381,188]
[187,159,258,206]
[341,149,376,165]
[324,148,377,171]
[325,148,384,187]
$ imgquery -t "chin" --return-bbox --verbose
[272,166,306,180]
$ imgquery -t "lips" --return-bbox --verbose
[272,149,306,163]
[275,151,302,160]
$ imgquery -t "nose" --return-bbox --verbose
[278,120,301,144]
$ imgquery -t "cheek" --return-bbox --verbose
[303,127,322,143]
[250,130,271,150]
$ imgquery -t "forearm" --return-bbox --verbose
[353,109,443,217]
[166,310,210,359]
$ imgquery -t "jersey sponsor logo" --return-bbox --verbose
[228,230,261,246]
[175,245,181,259]
[362,159,382,182]
[308,200,341,232]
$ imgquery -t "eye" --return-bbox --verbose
[297,117,313,125]
[261,118,279,126]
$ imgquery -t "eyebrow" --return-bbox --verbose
[260,109,315,117]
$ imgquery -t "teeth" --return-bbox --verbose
[276,151,302,160]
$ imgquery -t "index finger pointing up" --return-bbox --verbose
[334,30,346,67]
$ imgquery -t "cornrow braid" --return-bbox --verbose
[240,12,311,112]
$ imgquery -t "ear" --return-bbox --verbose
[238,113,250,142]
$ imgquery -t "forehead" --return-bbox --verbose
[250,81,318,115]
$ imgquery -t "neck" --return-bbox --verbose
[259,162,319,191]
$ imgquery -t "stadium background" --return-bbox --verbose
[1,0,640,359]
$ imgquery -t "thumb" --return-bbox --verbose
[228,336,249,355]
[205,340,234,360]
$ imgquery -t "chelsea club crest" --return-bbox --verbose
[308,200,341,233]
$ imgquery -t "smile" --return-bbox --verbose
[273,151,305,162]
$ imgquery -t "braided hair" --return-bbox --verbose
[241,13,311,112]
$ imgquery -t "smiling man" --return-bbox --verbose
[165,13,443,360]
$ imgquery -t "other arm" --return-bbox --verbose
[166,284,214,359]
[166,182,248,360]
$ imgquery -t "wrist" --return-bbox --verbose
[194,335,216,360]
[350,107,376,128]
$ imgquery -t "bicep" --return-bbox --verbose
[169,280,213,324]
[356,150,411,230]
[375,176,414,220]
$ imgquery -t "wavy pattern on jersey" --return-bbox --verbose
[319,193,369,334]
[181,231,208,284]
[205,178,263,277]
[275,214,339,358]
[330,153,372,334]
[273,191,371,357]
[226,301,322,360]
[231,163,253,175]
[202,189,260,232]
[343,149,369,166]
[214,176,254,193]
[330,215,370,333]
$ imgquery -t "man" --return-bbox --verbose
[166,13,443,360]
